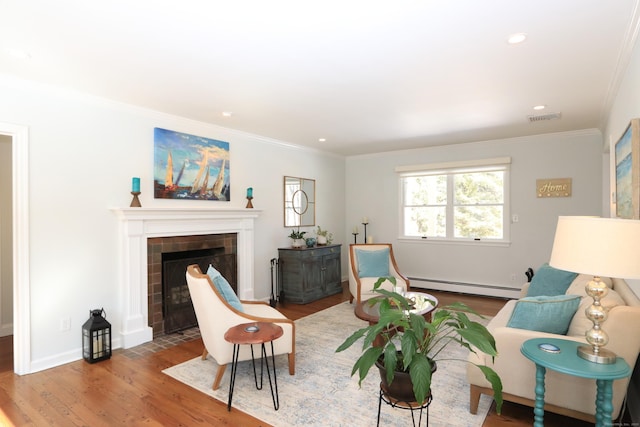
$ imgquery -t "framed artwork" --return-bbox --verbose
[615,118,640,219]
[154,128,230,201]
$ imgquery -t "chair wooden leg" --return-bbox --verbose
[469,384,481,414]
[212,364,227,390]
[349,295,354,303]
[201,348,208,360]
[288,352,295,375]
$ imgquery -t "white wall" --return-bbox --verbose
[602,32,640,420]
[0,75,345,371]
[603,26,640,297]
[345,130,604,297]
[0,134,12,336]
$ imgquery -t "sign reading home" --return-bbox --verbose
[537,178,572,198]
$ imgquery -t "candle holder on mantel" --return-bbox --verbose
[130,191,142,208]
[352,232,359,244]
[362,221,369,243]
[246,196,254,209]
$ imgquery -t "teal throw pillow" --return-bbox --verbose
[507,294,581,335]
[206,264,243,312]
[526,263,579,297]
[356,248,390,277]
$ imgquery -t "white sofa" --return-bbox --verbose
[467,274,640,422]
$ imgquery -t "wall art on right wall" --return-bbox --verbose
[615,118,640,219]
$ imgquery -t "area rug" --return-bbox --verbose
[162,301,493,426]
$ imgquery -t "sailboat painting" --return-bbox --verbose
[153,127,230,201]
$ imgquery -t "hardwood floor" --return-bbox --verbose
[0,284,629,426]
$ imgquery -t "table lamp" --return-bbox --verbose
[549,216,640,364]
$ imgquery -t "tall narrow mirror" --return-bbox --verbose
[284,176,315,227]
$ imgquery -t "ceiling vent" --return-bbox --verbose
[527,112,562,123]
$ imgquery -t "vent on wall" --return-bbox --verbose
[528,112,562,122]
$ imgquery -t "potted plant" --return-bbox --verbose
[288,229,306,248]
[315,226,333,245]
[336,277,503,411]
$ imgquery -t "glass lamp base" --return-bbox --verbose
[577,345,617,364]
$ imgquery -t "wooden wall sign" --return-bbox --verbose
[537,178,572,198]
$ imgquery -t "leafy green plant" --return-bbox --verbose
[288,229,306,239]
[315,226,333,244]
[336,277,503,411]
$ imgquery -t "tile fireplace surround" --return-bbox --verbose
[111,207,261,349]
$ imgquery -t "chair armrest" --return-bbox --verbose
[242,303,290,321]
[240,300,269,306]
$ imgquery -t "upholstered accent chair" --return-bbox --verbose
[348,243,410,304]
[185,264,296,390]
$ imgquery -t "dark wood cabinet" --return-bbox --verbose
[278,244,342,304]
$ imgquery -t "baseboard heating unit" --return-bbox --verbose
[409,277,521,299]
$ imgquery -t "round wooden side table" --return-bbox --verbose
[224,321,283,411]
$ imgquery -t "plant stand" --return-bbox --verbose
[377,383,432,427]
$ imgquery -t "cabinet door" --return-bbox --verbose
[279,251,304,303]
[322,251,342,295]
[301,253,324,302]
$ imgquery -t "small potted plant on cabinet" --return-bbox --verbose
[288,229,306,248]
[336,277,503,411]
[315,226,333,245]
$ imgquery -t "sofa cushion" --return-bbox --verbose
[566,274,613,293]
[566,287,626,337]
[207,264,244,312]
[526,263,579,297]
[507,294,581,335]
[355,247,390,277]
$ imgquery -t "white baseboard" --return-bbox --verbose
[409,277,521,299]
[29,348,83,374]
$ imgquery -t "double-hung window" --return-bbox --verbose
[397,157,510,243]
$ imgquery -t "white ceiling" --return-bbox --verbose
[1,0,639,155]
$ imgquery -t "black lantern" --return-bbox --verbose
[82,308,112,363]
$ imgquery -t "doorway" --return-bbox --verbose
[0,122,29,375]
[0,134,12,372]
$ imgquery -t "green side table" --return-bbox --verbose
[521,338,631,427]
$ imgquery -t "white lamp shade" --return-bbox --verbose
[549,216,640,280]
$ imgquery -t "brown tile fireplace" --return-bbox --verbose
[111,207,261,349]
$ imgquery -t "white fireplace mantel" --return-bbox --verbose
[111,207,262,349]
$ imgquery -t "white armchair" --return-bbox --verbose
[185,264,296,390]
[348,243,410,304]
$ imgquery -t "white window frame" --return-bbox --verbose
[396,157,511,246]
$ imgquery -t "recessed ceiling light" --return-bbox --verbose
[507,33,527,44]
[5,47,31,60]
[221,111,233,117]
[318,138,326,142]
[533,105,546,110]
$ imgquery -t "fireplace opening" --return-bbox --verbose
[148,233,238,337]
[162,248,237,334]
